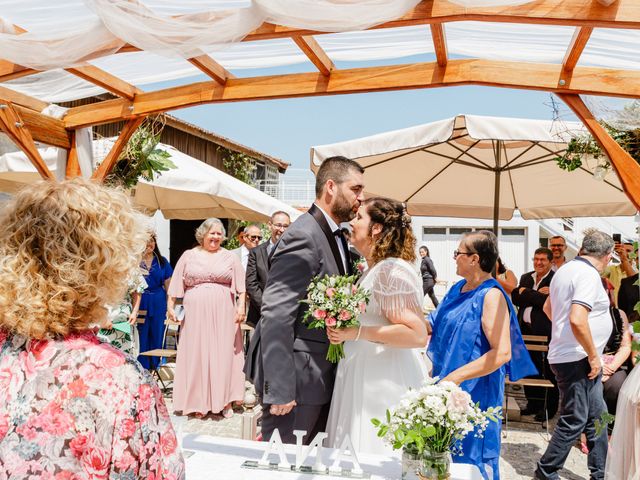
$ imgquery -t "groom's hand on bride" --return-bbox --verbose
[270,400,297,416]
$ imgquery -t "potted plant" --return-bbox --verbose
[372,378,501,479]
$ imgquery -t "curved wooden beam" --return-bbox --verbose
[558,93,640,211]
[0,101,55,180]
[63,59,640,129]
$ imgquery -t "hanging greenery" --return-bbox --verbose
[554,100,640,172]
[217,146,257,185]
[104,115,176,188]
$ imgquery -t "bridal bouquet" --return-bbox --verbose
[372,378,501,479]
[301,273,370,363]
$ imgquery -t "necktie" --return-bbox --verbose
[334,229,349,273]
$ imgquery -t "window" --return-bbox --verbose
[450,227,472,235]
[501,228,525,236]
[423,227,447,235]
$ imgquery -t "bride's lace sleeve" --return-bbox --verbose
[370,259,423,318]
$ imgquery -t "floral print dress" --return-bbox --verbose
[0,330,185,479]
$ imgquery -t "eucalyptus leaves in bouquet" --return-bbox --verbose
[104,115,176,188]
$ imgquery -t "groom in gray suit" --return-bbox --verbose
[245,156,365,444]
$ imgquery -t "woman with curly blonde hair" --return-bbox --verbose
[0,179,184,479]
[326,196,428,454]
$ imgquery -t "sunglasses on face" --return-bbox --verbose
[247,235,262,241]
[453,250,475,259]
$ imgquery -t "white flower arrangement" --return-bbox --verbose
[372,377,501,456]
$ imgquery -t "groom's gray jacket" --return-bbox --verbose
[244,204,350,406]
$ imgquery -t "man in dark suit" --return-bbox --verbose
[245,211,291,328]
[245,156,365,445]
[511,247,558,420]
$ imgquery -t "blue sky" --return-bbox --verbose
[164,70,577,179]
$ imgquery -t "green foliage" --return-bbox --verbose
[218,146,257,185]
[594,411,615,436]
[104,116,176,188]
[221,220,250,250]
[555,120,640,173]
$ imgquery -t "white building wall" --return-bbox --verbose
[411,214,540,289]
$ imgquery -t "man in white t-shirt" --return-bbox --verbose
[535,230,614,480]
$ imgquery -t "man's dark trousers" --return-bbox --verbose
[535,357,608,480]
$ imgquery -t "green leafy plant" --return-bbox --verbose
[554,100,640,172]
[221,220,250,250]
[104,116,176,188]
[218,146,256,185]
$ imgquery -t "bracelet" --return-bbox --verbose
[355,325,363,342]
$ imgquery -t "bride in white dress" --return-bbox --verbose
[326,197,429,455]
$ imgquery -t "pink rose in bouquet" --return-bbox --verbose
[302,273,370,363]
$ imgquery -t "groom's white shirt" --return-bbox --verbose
[314,203,348,272]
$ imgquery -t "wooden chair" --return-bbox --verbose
[139,318,181,391]
[504,334,555,435]
[136,309,147,324]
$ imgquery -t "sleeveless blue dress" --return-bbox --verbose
[137,256,173,369]
[427,278,537,479]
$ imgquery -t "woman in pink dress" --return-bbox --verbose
[168,218,247,418]
[0,179,184,479]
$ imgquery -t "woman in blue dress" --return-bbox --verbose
[427,230,536,480]
[137,233,173,369]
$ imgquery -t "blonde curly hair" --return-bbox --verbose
[0,178,148,339]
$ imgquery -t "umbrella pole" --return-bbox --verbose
[493,141,502,239]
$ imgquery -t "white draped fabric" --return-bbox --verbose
[85,0,264,58]
[0,0,634,103]
[254,0,422,32]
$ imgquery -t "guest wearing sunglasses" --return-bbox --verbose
[232,224,263,271]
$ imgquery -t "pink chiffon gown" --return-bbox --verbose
[168,247,246,415]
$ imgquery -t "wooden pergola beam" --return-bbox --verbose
[0,85,49,112]
[65,64,142,100]
[91,117,145,182]
[559,93,640,211]
[188,55,235,85]
[292,36,335,76]
[1,0,639,83]
[63,59,640,129]
[562,27,593,73]
[430,23,448,67]
[17,106,71,149]
[65,130,81,179]
[0,101,55,179]
[248,0,640,40]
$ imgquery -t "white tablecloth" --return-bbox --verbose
[183,434,483,480]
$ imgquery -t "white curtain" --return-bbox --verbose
[85,0,264,58]
[0,16,123,70]
[446,0,535,5]
[254,0,421,32]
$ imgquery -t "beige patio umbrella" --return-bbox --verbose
[311,114,635,231]
[0,139,301,222]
